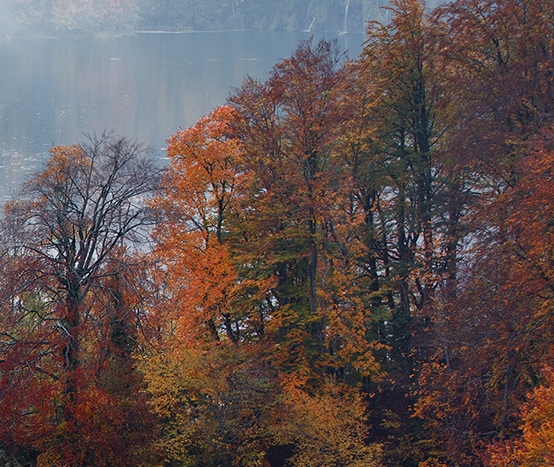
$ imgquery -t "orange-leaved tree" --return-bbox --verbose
[413,0,554,462]
[415,130,554,466]
[230,37,383,382]
[487,363,554,466]
[151,104,261,344]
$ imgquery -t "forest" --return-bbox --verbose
[4,0,443,34]
[1,0,554,465]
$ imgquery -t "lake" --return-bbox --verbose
[0,31,364,200]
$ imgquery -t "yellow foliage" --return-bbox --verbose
[487,365,554,467]
[271,377,382,467]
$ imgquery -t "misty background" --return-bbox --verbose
[0,0,443,37]
[0,0,442,198]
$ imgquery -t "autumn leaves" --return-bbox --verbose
[1,0,554,465]
[144,0,554,463]
[147,41,382,464]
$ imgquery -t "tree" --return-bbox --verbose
[142,342,278,467]
[141,338,382,467]
[152,105,256,343]
[230,38,373,377]
[269,377,382,467]
[0,134,161,466]
[343,1,463,463]
[413,0,554,463]
[432,0,554,179]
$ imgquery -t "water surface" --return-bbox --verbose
[0,31,364,199]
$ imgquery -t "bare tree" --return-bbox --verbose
[0,133,161,465]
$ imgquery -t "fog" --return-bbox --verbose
[0,29,363,199]
[0,2,17,38]
[6,0,373,36]
[1,0,428,199]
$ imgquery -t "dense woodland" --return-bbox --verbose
[4,0,443,34]
[1,0,554,465]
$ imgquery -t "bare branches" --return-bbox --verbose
[7,134,161,289]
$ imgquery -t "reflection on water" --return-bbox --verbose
[0,31,364,200]
[0,150,41,202]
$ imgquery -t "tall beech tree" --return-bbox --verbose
[229,38,382,380]
[151,105,254,343]
[357,0,448,362]
[0,135,161,466]
[416,129,554,466]
[342,1,464,463]
[412,0,554,463]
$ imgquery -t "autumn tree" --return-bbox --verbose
[142,342,279,467]
[269,376,382,467]
[486,363,554,467]
[228,36,384,461]
[142,339,382,467]
[229,38,383,381]
[0,239,58,465]
[0,134,161,466]
[147,105,277,465]
[415,126,554,466]
[407,0,554,463]
[151,104,256,343]
[334,1,466,463]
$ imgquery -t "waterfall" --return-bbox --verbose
[343,0,349,33]
[303,11,316,33]
[303,1,314,31]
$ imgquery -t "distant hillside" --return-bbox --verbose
[5,0,444,35]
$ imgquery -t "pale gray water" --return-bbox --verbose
[0,31,363,200]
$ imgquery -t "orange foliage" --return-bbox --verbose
[152,105,253,343]
[487,364,554,466]
[414,131,554,466]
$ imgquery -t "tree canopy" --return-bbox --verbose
[2,0,554,465]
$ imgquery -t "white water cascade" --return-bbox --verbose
[343,0,350,33]
[303,1,315,32]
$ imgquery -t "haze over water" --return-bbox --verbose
[0,31,363,200]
